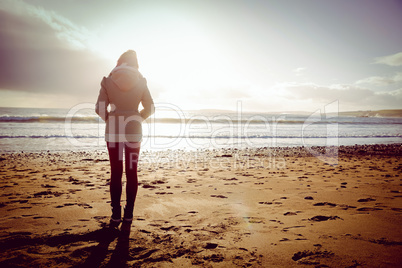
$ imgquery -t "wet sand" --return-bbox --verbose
[0,144,401,267]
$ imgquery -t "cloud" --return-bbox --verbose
[0,2,111,105]
[374,52,402,66]
[278,82,402,110]
[293,67,306,77]
[0,0,92,50]
[356,72,402,86]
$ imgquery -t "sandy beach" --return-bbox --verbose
[0,144,401,267]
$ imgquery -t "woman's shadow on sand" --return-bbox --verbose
[72,227,131,268]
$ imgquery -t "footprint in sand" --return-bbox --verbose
[202,253,225,263]
[292,249,334,261]
[357,198,376,202]
[309,215,342,222]
[41,184,56,188]
[210,195,228,198]
[188,211,198,214]
[55,203,75,208]
[160,226,176,231]
[223,177,238,181]
[282,226,306,232]
[284,212,298,216]
[338,204,357,210]
[55,203,92,209]
[142,184,158,189]
[356,207,383,211]
[204,243,218,249]
[68,189,81,193]
[33,190,63,197]
[152,180,166,184]
[21,214,36,217]
[78,203,92,209]
[313,202,337,207]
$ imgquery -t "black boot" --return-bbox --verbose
[121,206,133,234]
[123,206,133,222]
[110,205,121,228]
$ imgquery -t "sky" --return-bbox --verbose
[0,0,401,112]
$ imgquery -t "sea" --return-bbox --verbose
[0,106,401,153]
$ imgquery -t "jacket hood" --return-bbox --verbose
[110,64,140,92]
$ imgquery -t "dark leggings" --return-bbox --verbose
[107,142,140,213]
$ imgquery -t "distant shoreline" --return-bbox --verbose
[338,109,402,118]
[1,106,402,117]
[193,109,402,117]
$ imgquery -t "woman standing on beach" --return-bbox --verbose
[95,50,154,233]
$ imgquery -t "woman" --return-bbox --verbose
[95,50,154,233]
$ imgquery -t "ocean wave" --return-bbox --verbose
[1,134,401,139]
[0,135,102,139]
[0,115,100,123]
[151,134,402,139]
[1,115,401,125]
[143,118,402,125]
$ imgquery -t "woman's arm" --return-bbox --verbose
[140,79,155,120]
[95,77,110,121]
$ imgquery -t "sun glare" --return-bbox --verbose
[90,12,246,110]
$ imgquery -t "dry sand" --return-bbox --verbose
[0,144,401,267]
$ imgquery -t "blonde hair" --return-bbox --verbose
[117,50,139,68]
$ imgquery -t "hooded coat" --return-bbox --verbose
[95,64,154,142]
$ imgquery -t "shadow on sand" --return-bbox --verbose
[0,225,133,268]
[73,227,131,268]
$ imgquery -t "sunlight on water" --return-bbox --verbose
[0,107,401,152]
